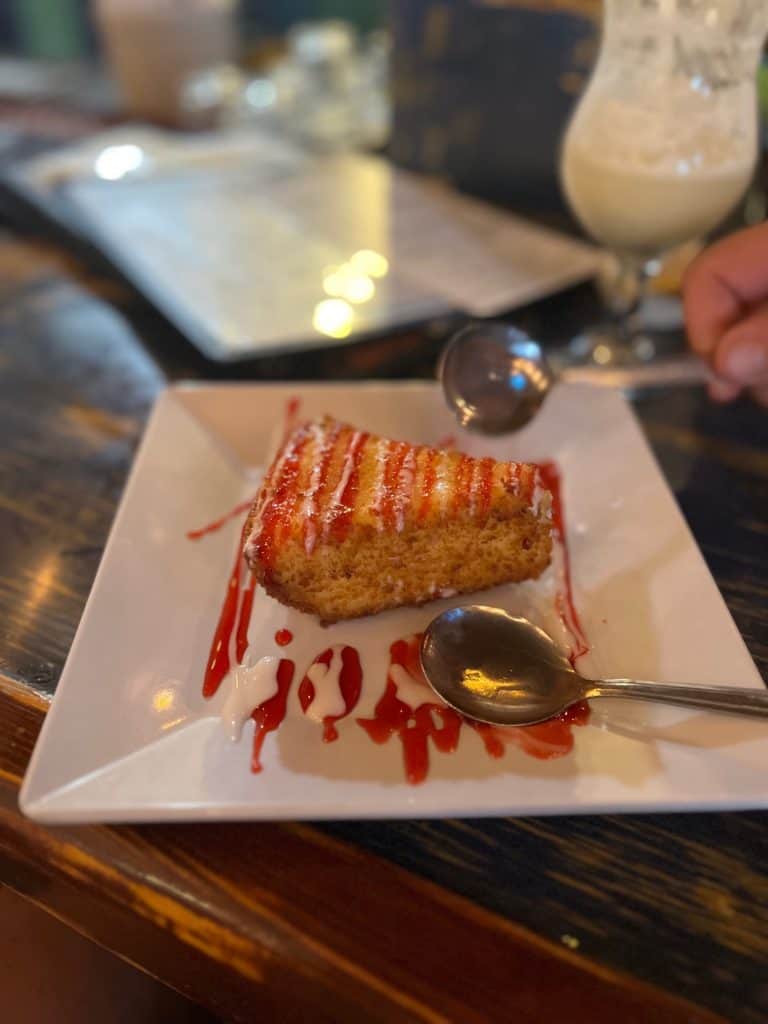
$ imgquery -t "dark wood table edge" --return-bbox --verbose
[0,674,724,1024]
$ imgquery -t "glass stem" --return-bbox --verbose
[602,254,654,346]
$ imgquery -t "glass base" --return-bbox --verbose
[566,325,680,368]
[550,318,708,389]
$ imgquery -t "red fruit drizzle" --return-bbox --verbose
[326,431,370,541]
[202,519,250,698]
[357,635,462,785]
[275,628,293,647]
[475,457,495,518]
[452,455,474,516]
[186,498,253,541]
[235,573,257,664]
[302,420,343,554]
[251,658,295,772]
[359,634,590,784]
[470,701,590,762]
[299,645,363,742]
[520,464,537,503]
[199,395,305,699]
[250,427,310,579]
[538,460,590,668]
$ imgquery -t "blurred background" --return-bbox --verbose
[1,1,766,369]
[1,0,598,218]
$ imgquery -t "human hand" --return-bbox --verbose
[683,222,768,406]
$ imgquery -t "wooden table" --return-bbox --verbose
[1,224,767,1024]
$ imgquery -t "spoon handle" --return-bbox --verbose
[584,679,768,718]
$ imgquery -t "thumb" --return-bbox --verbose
[714,302,768,388]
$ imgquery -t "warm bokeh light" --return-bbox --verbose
[152,687,176,713]
[592,343,612,365]
[350,249,389,278]
[94,144,145,180]
[342,273,375,303]
[323,263,375,304]
[313,298,354,338]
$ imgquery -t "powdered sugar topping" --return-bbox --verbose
[300,421,330,554]
[320,430,360,539]
[394,446,417,532]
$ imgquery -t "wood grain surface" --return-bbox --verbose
[0,679,725,1024]
[0,223,766,1024]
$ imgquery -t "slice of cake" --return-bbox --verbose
[243,417,552,623]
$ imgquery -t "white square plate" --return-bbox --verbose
[20,382,766,823]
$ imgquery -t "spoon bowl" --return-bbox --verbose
[420,606,578,725]
[421,605,768,726]
[438,322,555,434]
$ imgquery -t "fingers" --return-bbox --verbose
[683,223,768,359]
[684,224,768,407]
[712,301,768,392]
[707,377,742,403]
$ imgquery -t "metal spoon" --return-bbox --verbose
[438,321,709,433]
[438,322,555,434]
[420,606,768,726]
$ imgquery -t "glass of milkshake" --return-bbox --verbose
[561,0,766,367]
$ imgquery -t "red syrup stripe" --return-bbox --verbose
[538,460,590,667]
[326,430,370,542]
[358,635,591,784]
[202,521,258,698]
[202,523,247,698]
[357,636,462,785]
[186,498,254,541]
[298,645,363,742]
[251,658,295,772]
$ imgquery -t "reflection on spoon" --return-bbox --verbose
[438,323,555,433]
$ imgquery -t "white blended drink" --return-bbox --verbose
[562,88,757,256]
[555,0,766,367]
[563,140,754,255]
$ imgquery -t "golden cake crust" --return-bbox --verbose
[243,417,552,622]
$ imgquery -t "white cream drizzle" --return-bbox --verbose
[468,459,483,517]
[394,447,417,532]
[433,457,452,516]
[303,645,347,721]
[506,463,520,497]
[371,438,390,530]
[300,421,327,554]
[220,655,279,742]
[531,474,552,518]
[389,663,431,709]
